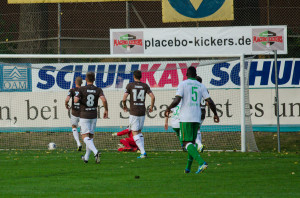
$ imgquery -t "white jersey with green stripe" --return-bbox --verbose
[170,102,181,129]
[175,78,210,123]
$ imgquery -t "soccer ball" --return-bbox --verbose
[48,142,56,150]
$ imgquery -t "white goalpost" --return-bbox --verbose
[0,53,258,152]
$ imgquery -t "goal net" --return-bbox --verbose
[0,55,258,152]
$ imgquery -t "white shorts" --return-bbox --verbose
[129,115,145,131]
[70,114,80,127]
[80,118,97,135]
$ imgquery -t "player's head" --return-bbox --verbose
[186,66,197,78]
[86,72,95,83]
[75,77,83,86]
[196,76,202,83]
[133,70,142,81]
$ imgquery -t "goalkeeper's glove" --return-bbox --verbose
[112,132,118,137]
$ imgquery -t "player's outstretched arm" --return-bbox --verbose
[122,93,129,112]
[165,96,181,117]
[100,96,108,119]
[65,96,71,109]
[205,97,219,123]
[115,128,130,136]
[148,92,155,112]
[164,116,169,130]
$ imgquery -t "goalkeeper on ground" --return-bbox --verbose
[112,128,138,152]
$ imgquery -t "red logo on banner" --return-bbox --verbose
[253,36,283,43]
[114,39,143,47]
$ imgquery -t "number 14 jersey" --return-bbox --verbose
[77,84,104,119]
[125,81,152,116]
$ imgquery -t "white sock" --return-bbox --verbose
[72,128,81,147]
[84,137,98,155]
[133,134,145,154]
[196,130,203,147]
[138,133,145,148]
[84,146,91,161]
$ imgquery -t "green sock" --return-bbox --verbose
[185,154,193,170]
[186,143,205,165]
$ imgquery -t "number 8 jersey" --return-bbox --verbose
[175,78,210,123]
[125,81,152,116]
[77,84,104,119]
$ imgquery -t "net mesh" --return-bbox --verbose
[0,57,258,151]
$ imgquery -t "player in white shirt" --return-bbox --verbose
[164,102,182,148]
[165,66,219,174]
[195,76,207,153]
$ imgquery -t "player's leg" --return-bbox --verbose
[185,154,193,173]
[173,128,183,149]
[80,118,90,162]
[81,132,91,162]
[137,115,147,158]
[138,116,146,155]
[82,146,91,163]
[81,118,100,163]
[130,115,146,158]
[71,115,82,150]
[181,122,207,173]
[90,118,101,163]
[128,138,138,152]
[133,130,146,158]
[120,138,132,151]
[195,120,204,152]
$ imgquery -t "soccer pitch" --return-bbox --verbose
[0,150,299,197]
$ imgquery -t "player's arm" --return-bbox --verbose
[122,93,129,112]
[65,96,71,109]
[65,90,72,109]
[202,85,219,123]
[164,114,170,130]
[112,128,130,137]
[164,96,181,117]
[100,96,108,119]
[148,92,155,113]
[205,98,219,123]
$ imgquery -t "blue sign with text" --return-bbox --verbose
[0,64,32,92]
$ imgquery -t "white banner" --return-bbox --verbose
[110,26,288,55]
[0,89,299,129]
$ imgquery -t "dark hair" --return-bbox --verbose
[75,77,83,85]
[186,66,197,78]
[196,76,202,83]
[86,72,95,82]
[133,70,142,80]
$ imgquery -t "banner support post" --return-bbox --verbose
[274,50,281,153]
[57,3,62,63]
[240,54,246,152]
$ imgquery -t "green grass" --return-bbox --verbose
[0,150,299,198]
